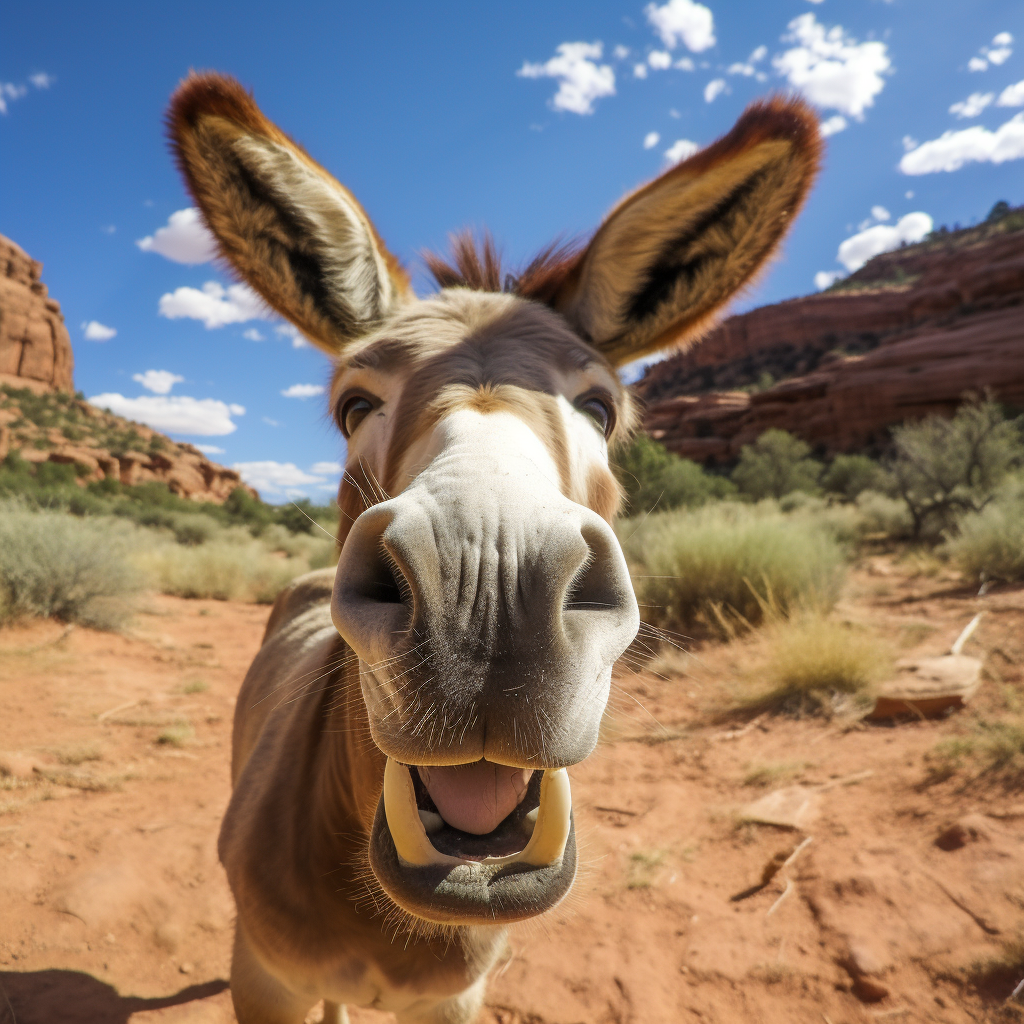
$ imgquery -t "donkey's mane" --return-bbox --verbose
[423,231,583,304]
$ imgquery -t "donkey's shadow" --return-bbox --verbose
[0,969,228,1024]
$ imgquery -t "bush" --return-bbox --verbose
[612,434,735,515]
[620,502,846,637]
[135,535,314,603]
[732,429,823,500]
[852,490,915,540]
[944,476,1024,582]
[0,502,142,629]
[821,454,884,501]
[742,615,891,715]
[886,398,1024,540]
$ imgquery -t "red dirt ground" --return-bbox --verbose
[2,561,1023,1024]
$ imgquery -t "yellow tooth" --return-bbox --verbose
[519,768,572,867]
[383,758,459,867]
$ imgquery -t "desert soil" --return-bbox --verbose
[2,560,1023,1024]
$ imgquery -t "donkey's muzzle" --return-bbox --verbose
[331,485,640,767]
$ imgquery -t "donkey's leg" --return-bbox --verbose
[394,975,487,1024]
[322,1001,350,1024]
[230,925,315,1024]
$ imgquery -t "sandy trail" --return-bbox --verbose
[1,565,1022,1024]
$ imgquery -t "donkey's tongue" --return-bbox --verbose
[417,762,533,835]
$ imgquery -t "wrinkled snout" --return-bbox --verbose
[332,472,639,769]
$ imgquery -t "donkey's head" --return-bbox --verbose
[169,74,819,927]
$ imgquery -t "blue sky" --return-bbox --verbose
[3,0,1023,501]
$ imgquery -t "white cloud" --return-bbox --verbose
[0,82,28,115]
[773,14,890,119]
[233,461,324,495]
[81,320,116,341]
[133,369,185,395]
[281,383,325,399]
[806,0,825,4]
[613,44,630,60]
[649,50,672,70]
[971,32,1014,72]
[634,63,649,79]
[158,281,268,329]
[674,57,695,71]
[310,461,342,475]
[262,417,280,427]
[704,78,727,102]
[137,207,218,265]
[29,73,54,89]
[870,205,891,222]
[194,444,225,455]
[950,91,994,118]
[645,0,716,53]
[517,42,616,115]
[814,270,843,290]
[997,80,1024,107]
[728,62,756,77]
[88,394,245,436]
[102,224,116,234]
[750,45,768,63]
[643,131,661,149]
[905,190,915,199]
[900,112,1024,174]
[274,323,310,349]
[835,211,933,272]
[902,134,918,152]
[665,138,700,163]
[820,114,848,136]
[243,328,265,341]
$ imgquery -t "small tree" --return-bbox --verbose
[613,434,735,516]
[886,398,1024,540]
[821,454,883,501]
[732,429,823,500]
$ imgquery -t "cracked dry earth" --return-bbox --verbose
[1,563,1023,1024]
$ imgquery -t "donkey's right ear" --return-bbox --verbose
[167,72,411,355]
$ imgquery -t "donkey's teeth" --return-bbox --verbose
[418,809,444,834]
[522,806,539,833]
[518,769,572,867]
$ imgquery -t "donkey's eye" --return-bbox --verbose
[340,396,375,438]
[576,395,614,438]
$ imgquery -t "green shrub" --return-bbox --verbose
[612,433,735,515]
[944,476,1024,582]
[620,502,846,636]
[853,490,915,540]
[886,398,1024,540]
[821,454,884,501]
[0,502,142,629]
[732,429,823,500]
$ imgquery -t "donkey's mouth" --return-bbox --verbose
[368,758,577,925]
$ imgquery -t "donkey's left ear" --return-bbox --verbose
[551,97,821,367]
[167,72,412,355]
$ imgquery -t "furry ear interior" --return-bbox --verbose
[551,96,822,367]
[167,72,411,355]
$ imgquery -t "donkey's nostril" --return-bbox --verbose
[562,520,631,616]
[368,545,407,606]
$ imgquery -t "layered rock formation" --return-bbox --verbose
[0,234,74,393]
[0,233,257,502]
[640,213,1024,462]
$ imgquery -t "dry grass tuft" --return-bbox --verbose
[926,717,1024,787]
[738,614,892,716]
[627,849,667,889]
[741,760,811,787]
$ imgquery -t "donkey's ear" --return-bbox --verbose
[551,97,821,367]
[167,72,411,355]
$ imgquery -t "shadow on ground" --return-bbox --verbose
[0,970,228,1024]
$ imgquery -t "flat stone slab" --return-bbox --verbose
[741,786,821,830]
[867,654,982,720]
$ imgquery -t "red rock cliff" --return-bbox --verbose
[640,213,1024,462]
[0,233,74,393]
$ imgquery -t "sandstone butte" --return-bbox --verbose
[638,211,1024,464]
[0,232,256,502]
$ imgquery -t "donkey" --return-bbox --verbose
[167,73,820,1024]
